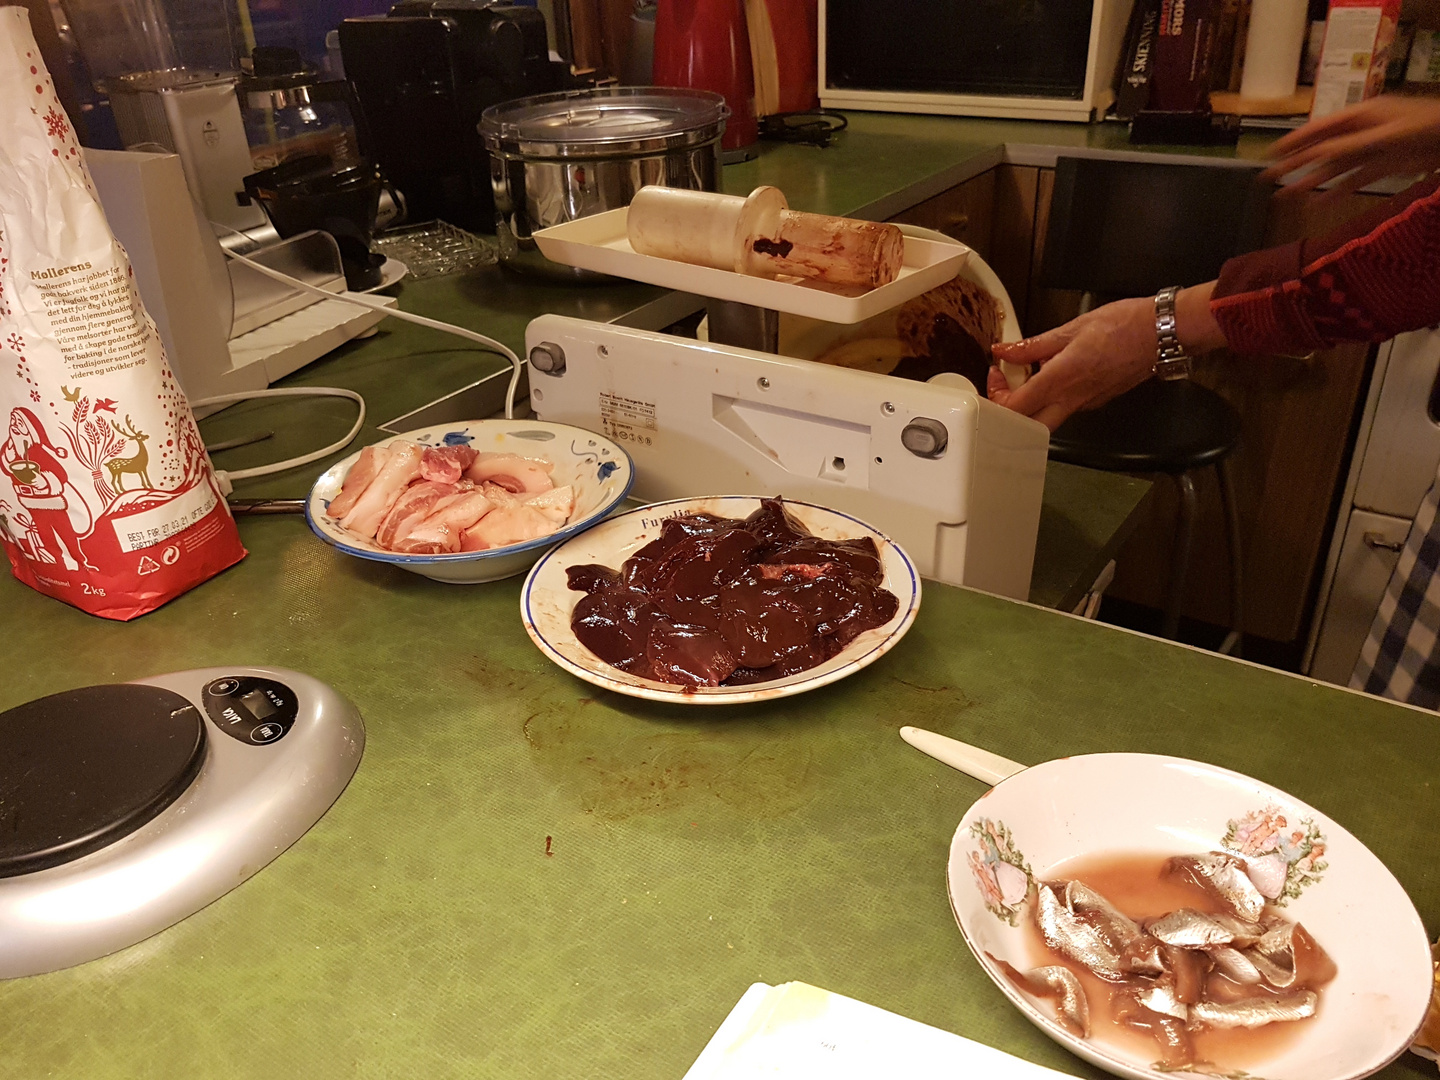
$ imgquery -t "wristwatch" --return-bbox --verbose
[1152,286,1193,381]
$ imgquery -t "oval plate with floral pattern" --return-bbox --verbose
[946,753,1431,1080]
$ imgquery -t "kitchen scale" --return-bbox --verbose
[0,667,363,979]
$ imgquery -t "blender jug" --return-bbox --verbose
[60,0,266,232]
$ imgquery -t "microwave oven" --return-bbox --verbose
[819,0,1136,123]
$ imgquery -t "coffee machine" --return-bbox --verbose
[58,0,389,400]
[59,0,265,234]
[339,1,570,233]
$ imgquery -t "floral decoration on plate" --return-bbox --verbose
[967,817,1033,926]
[1222,806,1327,905]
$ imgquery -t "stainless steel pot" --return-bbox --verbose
[480,87,728,279]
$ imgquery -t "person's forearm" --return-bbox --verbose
[1175,281,1227,354]
[1211,174,1440,354]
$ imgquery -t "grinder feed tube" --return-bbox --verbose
[627,185,905,289]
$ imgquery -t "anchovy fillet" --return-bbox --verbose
[988,953,1092,1039]
[1124,941,1167,977]
[1147,909,1236,948]
[1136,984,1189,1021]
[1029,965,1092,1038]
[1166,853,1267,921]
[1245,949,1297,988]
[1211,914,1265,947]
[1036,883,1125,981]
[1207,945,1264,985]
[1063,880,1145,950]
[1254,922,1298,960]
[1188,991,1318,1029]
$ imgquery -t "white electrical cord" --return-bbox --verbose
[213,224,524,419]
[193,386,366,494]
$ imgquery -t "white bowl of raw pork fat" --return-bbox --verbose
[305,420,633,583]
[948,753,1432,1080]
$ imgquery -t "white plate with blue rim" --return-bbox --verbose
[305,419,633,583]
[946,753,1433,1080]
[519,495,921,704]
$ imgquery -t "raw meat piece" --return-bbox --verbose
[340,442,424,540]
[392,489,496,554]
[645,616,738,687]
[479,481,520,506]
[465,452,554,494]
[419,445,479,484]
[375,481,455,550]
[566,497,899,688]
[326,444,391,520]
[391,522,458,555]
[570,583,659,677]
[460,503,558,551]
[523,485,575,525]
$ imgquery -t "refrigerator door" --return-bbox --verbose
[1309,508,1411,686]
[1353,328,1440,519]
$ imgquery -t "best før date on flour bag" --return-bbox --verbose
[0,7,245,619]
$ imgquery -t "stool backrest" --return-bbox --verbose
[1040,156,1271,299]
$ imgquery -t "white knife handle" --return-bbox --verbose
[899,726,1026,786]
[999,360,1029,390]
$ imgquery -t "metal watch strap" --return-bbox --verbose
[1152,286,1193,381]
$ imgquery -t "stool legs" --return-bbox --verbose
[1217,458,1244,656]
[1163,472,1199,639]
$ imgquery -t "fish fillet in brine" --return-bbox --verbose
[992,955,1091,1038]
[1188,991,1318,1029]
[1165,852,1266,921]
[1036,883,1125,981]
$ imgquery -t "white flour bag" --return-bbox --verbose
[0,8,245,619]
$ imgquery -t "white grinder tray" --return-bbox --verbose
[533,211,969,324]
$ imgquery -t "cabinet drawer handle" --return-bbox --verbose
[942,213,969,231]
[1363,531,1405,553]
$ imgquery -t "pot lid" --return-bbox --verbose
[480,87,728,155]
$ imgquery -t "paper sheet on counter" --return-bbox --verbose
[682,981,1079,1080]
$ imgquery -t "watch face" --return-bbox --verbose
[1153,356,1193,381]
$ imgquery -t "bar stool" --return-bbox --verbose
[1038,157,1271,650]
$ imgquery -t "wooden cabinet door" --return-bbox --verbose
[889,165,1043,329]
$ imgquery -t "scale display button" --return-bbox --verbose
[202,677,299,745]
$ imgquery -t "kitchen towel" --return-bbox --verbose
[1240,0,1310,98]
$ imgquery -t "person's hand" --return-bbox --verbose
[986,298,1160,430]
[987,284,1225,431]
[1261,96,1440,200]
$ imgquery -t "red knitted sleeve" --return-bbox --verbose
[1211,176,1440,355]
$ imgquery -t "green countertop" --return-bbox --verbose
[9,113,1423,1080]
[1,513,1434,1080]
